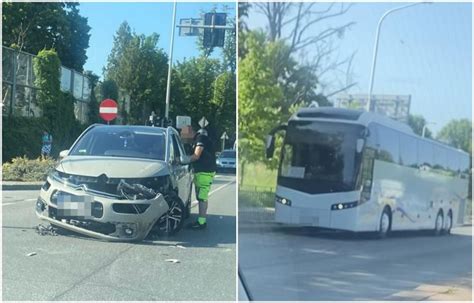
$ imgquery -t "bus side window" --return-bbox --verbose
[418,140,434,168]
[376,125,399,164]
[433,145,447,172]
[399,133,417,168]
[447,149,460,176]
[459,154,470,179]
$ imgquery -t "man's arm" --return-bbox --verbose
[190,145,204,162]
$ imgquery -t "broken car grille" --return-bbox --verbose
[52,171,169,199]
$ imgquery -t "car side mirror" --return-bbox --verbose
[59,150,69,159]
[179,155,191,165]
[265,135,275,159]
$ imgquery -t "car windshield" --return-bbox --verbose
[70,126,166,160]
[220,150,236,158]
[278,121,364,194]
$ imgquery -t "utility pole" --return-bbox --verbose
[164,1,177,121]
[367,2,431,112]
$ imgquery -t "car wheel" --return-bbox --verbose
[433,210,443,236]
[377,207,391,239]
[155,195,185,237]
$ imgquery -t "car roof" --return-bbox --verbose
[91,124,168,133]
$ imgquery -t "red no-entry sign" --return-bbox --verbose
[99,99,118,122]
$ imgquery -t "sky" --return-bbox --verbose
[79,2,235,78]
[247,2,472,134]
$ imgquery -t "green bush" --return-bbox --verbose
[2,156,57,181]
[2,116,50,163]
[2,115,87,163]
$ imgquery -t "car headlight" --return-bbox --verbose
[216,159,221,165]
[48,169,64,183]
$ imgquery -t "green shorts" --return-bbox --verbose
[194,172,215,201]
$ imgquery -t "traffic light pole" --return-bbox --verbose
[164,1,177,121]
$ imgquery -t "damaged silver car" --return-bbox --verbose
[35,124,193,241]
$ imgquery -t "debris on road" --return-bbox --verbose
[165,259,180,264]
[35,224,58,236]
[26,252,37,257]
[168,244,186,249]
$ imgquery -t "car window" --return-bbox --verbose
[70,127,166,160]
[220,150,236,158]
[171,134,181,160]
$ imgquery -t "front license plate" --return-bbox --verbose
[57,193,93,219]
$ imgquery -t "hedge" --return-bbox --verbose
[2,156,57,181]
[2,115,87,163]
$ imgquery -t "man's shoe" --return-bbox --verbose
[186,221,207,230]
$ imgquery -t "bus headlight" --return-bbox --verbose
[275,195,291,206]
[331,201,358,211]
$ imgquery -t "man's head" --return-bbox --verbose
[197,128,208,136]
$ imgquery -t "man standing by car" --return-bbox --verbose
[187,128,216,230]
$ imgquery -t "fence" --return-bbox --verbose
[238,185,275,208]
[2,46,91,123]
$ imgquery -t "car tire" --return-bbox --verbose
[376,207,391,239]
[155,194,185,237]
[433,210,443,236]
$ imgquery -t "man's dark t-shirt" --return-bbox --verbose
[193,134,216,173]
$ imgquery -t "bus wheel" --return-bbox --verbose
[433,210,443,236]
[377,207,391,239]
[443,210,452,235]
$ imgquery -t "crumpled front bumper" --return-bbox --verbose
[35,177,169,241]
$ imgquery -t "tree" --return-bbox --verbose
[105,23,168,124]
[171,57,222,138]
[33,49,61,127]
[100,79,119,101]
[2,2,91,71]
[247,3,357,97]
[408,114,433,139]
[33,49,79,155]
[84,71,100,124]
[238,31,284,168]
[437,119,472,153]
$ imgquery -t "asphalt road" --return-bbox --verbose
[239,212,472,301]
[2,174,236,301]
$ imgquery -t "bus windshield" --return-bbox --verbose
[278,121,365,194]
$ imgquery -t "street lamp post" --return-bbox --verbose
[165,1,177,122]
[367,2,430,112]
[422,122,436,138]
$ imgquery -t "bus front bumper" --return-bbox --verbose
[275,202,359,231]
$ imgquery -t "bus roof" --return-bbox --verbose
[291,107,469,156]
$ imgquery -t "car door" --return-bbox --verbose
[170,133,191,203]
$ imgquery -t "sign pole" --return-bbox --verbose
[165,1,177,121]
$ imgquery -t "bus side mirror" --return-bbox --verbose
[265,135,275,159]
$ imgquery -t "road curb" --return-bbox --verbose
[2,182,43,191]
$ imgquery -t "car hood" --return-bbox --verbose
[58,156,169,178]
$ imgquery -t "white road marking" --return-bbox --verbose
[191,178,236,207]
[3,198,37,207]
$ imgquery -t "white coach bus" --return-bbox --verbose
[265,107,470,238]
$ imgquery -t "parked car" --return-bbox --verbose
[35,124,193,242]
[216,149,236,173]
